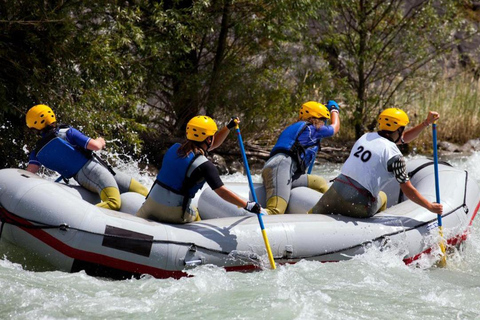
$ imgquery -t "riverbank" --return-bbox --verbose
[209,136,480,176]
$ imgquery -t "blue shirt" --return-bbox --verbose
[296,123,335,147]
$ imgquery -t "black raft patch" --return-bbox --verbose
[102,225,153,257]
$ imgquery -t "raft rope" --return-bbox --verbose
[0,161,471,262]
[0,208,240,258]
[401,160,469,214]
[294,163,470,260]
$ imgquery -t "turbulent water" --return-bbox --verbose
[3,153,480,320]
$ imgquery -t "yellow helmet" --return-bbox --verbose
[378,108,409,131]
[26,104,57,130]
[299,101,330,121]
[186,115,218,142]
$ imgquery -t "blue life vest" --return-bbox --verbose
[156,143,207,198]
[35,128,91,179]
[270,121,320,173]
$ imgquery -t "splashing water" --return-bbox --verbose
[2,153,480,319]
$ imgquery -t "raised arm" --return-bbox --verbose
[402,111,439,144]
[330,110,340,134]
[326,100,340,134]
[209,117,239,151]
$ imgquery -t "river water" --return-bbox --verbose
[2,153,480,319]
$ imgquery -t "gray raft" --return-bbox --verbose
[0,158,478,279]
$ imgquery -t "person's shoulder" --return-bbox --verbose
[194,158,218,176]
[318,123,335,135]
[366,131,386,141]
[66,126,88,137]
[196,155,211,166]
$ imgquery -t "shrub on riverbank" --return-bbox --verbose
[402,74,480,153]
[321,73,480,158]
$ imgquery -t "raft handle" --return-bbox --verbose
[184,259,203,267]
[284,245,294,258]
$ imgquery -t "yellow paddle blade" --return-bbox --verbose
[437,226,447,268]
[261,229,276,270]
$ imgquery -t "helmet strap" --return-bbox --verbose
[204,136,214,150]
[394,127,405,144]
[378,130,396,143]
[193,139,210,156]
[378,127,404,143]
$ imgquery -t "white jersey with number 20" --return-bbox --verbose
[341,132,403,197]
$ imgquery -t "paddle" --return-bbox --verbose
[432,122,447,267]
[307,159,315,174]
[234,123,276,270]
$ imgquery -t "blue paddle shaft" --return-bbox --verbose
[432,123,442,227]
[235,128,258,203]
[307,159,314,174]
[235,127,267,230]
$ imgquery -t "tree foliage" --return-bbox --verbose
[307,0,478,137]
[0,0,149,167]
[0,0,478,169]
[135,1,326,134]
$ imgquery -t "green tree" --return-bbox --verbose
[135,0,330,135]
[0,1,148,168]
[309,0,478,138]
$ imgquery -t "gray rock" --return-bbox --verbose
[461,138,480,152]
[211,154,229,175]
[229,160,245,174]
[438,141,462,153]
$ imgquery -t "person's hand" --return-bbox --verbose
[326,100,339,112]
[245,201,261,214]
[429,202,443,215]
[93,137,106,150]
[424,111,440,127]
[227,116,240,130]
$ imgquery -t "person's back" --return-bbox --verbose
[136,115,262,223]
[262,100,340,215]
[311,108,443,217]
[341,131,402,198]
[25,104,148,210]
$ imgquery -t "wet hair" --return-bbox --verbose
[300,117,326,129]
[378,127,405,143]
[177,140,206,158]
[34,122,57,136]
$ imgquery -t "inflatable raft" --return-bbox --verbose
[0,158,479,279]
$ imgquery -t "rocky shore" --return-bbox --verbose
[211,140,353,175]
[438,139,480,155]
[210,138,480,175]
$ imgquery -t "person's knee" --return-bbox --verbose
[129,178,149,197]
[378,191,388,212]
[98,186,122,210]
[265,196,288,215]
[307,175,329,193]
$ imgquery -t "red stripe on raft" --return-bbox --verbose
[403,231,471,265]
[0,208,260,279]
[405,199,480,265]
[2,202,478,275]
